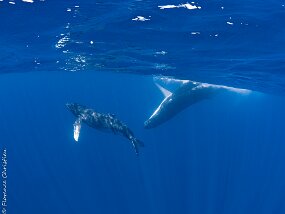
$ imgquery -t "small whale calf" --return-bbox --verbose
[66,103,144,155]
[144,77,251,129]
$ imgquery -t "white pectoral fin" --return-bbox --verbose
[73,117,82,142]
[155,83,172,98]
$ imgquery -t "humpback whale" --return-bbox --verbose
[144,77,250,129]
[66,103,143,155]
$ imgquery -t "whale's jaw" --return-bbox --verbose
[66,102,77,111]
[66,103,73,111]
[66,103,84,117]
[144,119,153,129]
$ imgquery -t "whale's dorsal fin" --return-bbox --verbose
[155,83,172,98]
[73,117,82,142]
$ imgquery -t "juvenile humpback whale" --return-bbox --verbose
[144,77,250,129]
[66,103,143,155]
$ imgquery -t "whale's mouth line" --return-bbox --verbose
[144,119,156,129]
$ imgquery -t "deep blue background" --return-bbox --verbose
[0,72,284,213]
[0,0,285,213]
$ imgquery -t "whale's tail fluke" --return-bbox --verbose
[130,137,144,155]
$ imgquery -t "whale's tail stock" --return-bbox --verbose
[130,137,144,155]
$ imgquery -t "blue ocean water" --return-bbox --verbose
[0,0,285,213]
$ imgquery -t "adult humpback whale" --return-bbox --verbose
[144,77,250,129]
[66,103,143,155]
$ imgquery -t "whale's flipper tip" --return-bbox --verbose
[73,117,82,142]
[155,83,172,98]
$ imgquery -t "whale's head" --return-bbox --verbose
[66,103,85,117]
[144,112,161,129]
[144,119,154,129]
[144,114,164,129]
[144,98,168,129]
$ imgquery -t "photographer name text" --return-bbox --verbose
[1,149,7,214]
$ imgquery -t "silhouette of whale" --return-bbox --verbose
[144,77,250,129]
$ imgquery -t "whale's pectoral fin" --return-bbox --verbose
[154,76,198,95]
[73,117,82,142]
[155,83,172,98]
